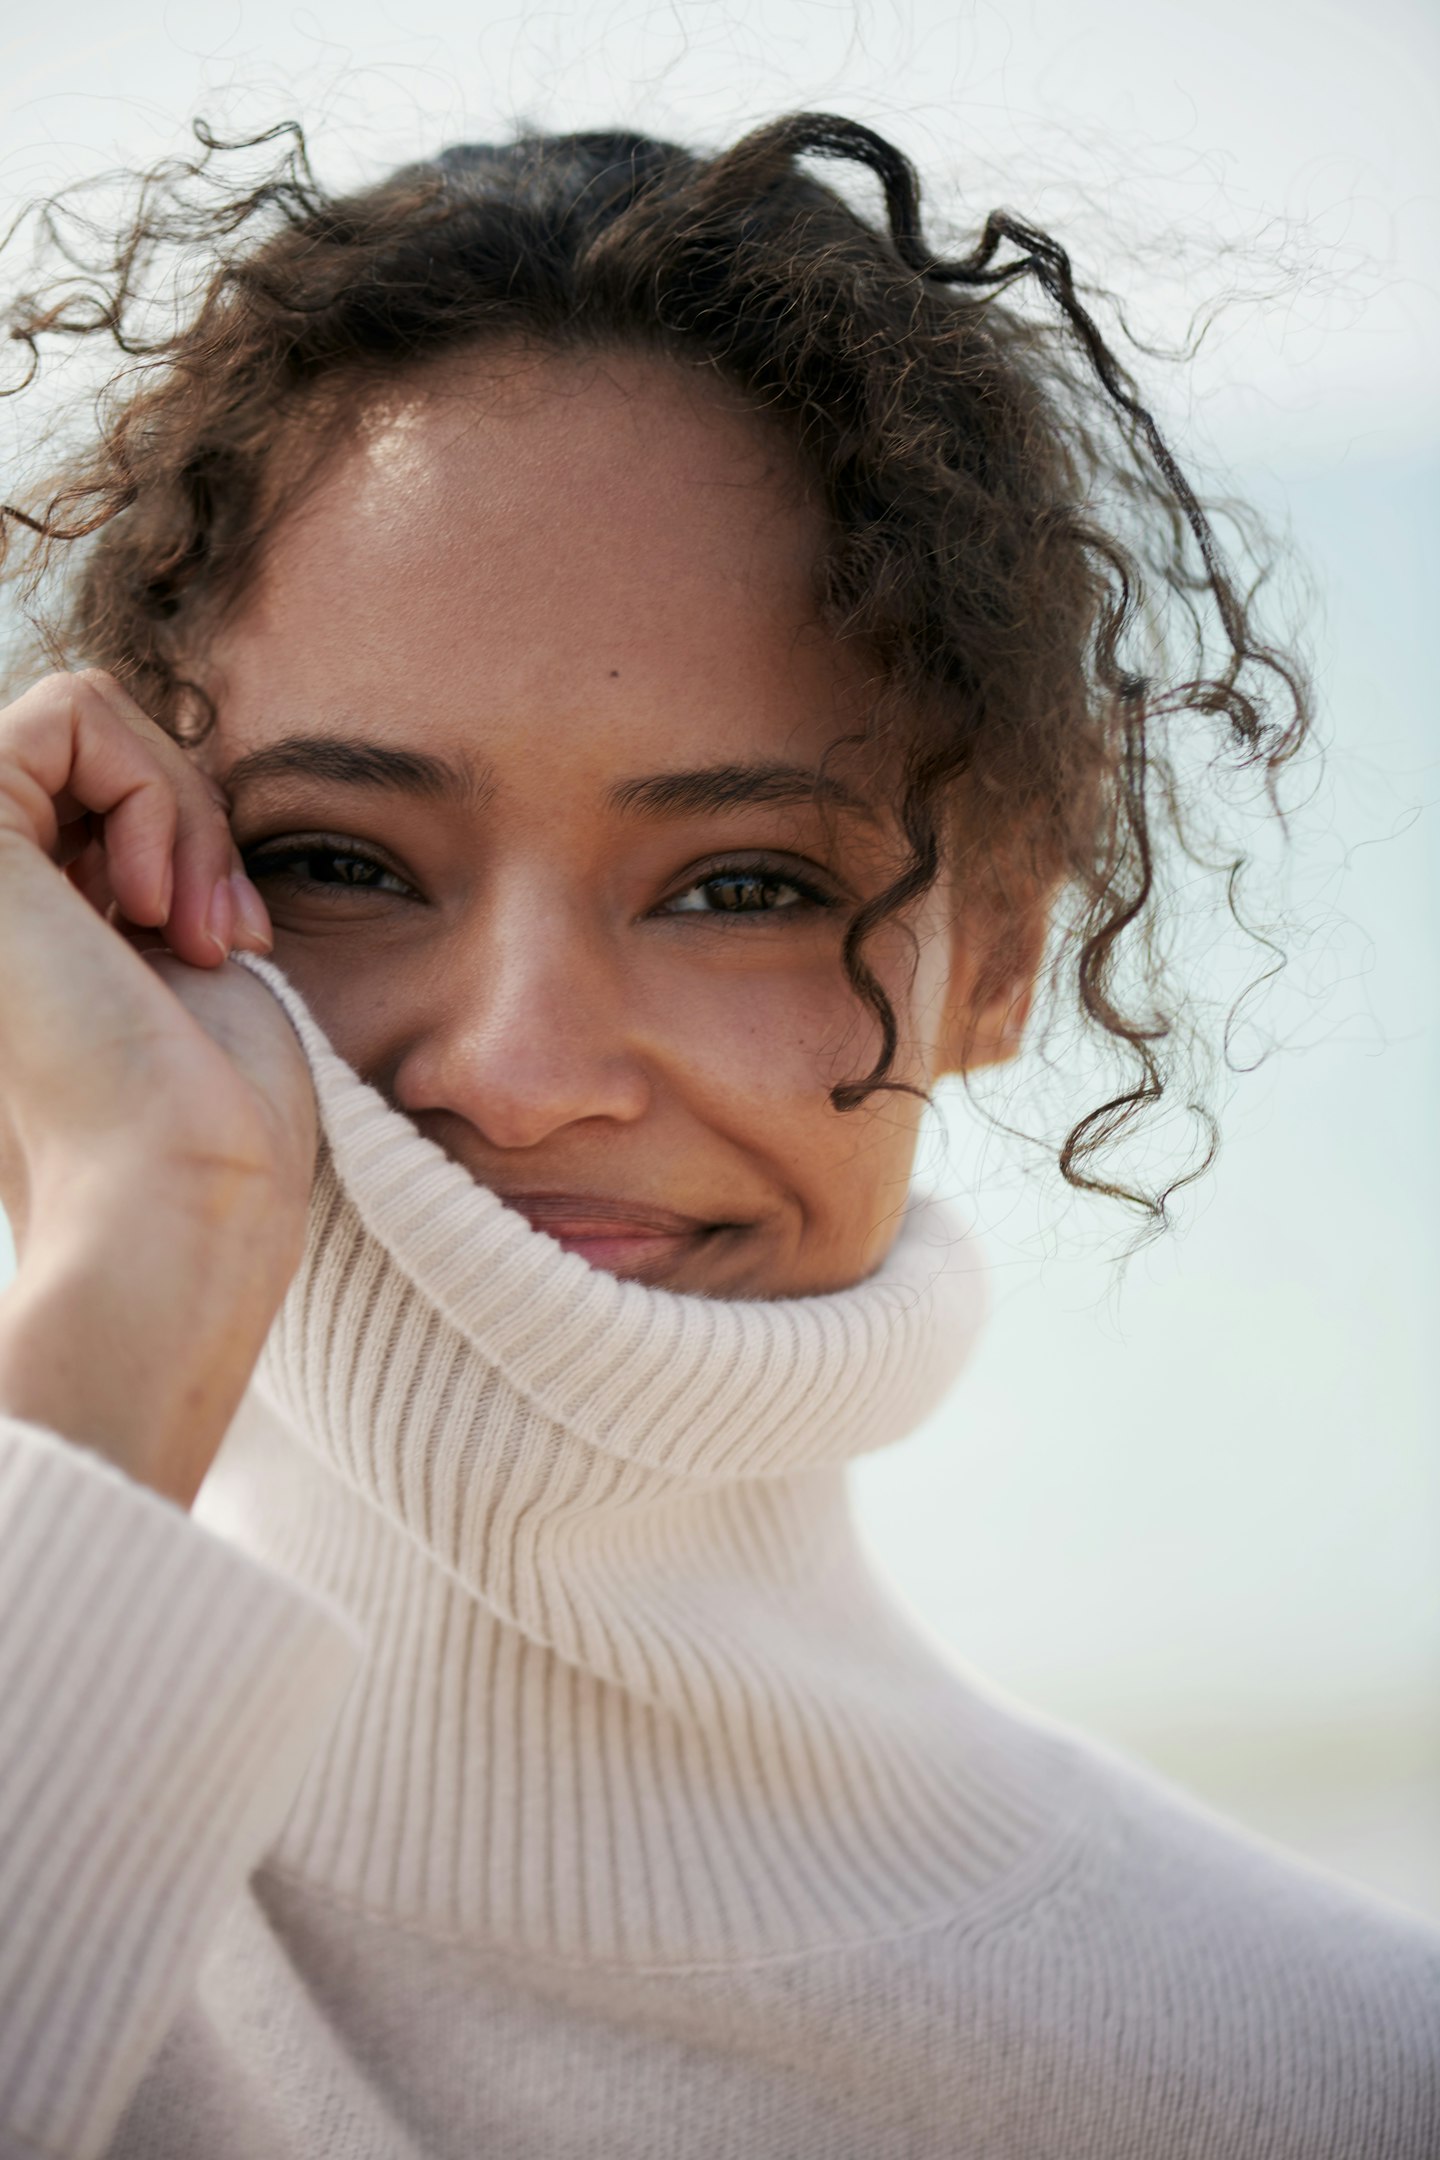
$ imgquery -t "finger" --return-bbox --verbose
[83,675,272,966]
[1,673,181,925]
[0,671,270,970]
[77,674,234,965]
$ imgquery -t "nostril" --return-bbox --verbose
[393,1040,651,1154]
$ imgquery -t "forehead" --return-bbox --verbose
[337,342,821,589]
[208,344,864,778]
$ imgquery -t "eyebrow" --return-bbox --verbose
[221,735,483,804]
[221,738,873,823]
[608,761,873,820]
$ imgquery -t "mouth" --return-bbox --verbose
[495,1190,732,1280]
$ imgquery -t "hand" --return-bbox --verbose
[0,671,317,1505]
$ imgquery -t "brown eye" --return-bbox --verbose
[665,864,833,916]
[241,840,414,897]
[704,874,796,912]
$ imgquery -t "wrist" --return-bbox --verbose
[0,1167,303,1506]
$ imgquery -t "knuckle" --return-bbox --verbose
[25,668,80,700]
[2,671,75,733]
[72,669,167,749]
[63,670,135,742]
[71,668,131,722]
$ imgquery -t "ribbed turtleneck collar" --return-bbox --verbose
[198,960,1074,1964]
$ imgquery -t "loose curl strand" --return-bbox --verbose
[0,111,1312,1228]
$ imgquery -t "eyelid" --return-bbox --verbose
[656,851,847,914]
[241,828,403,867]
[663,849,846,894]
[240,831,420,894]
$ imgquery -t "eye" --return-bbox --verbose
[240,837,416,898]
[661,863,837,917]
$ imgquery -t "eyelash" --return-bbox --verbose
[239,837,841,919]
[240,836,416,897]
[660,861,839,918]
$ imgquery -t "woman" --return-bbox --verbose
[0,115,1434,2159]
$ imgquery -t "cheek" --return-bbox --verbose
[654,953,858,1092]
[637,947,926,1225]
[260,931,422,1076]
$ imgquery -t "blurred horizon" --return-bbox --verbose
[855,435,1439,1921]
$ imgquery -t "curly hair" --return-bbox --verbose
[0,112,1309,1225]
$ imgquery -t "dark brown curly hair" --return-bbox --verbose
[0,112,1309,1226]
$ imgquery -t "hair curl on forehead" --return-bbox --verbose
[0,111,1310,1228]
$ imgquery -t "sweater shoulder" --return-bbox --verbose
[1040,1722,1440,1972]
[906,1721,1440,2156]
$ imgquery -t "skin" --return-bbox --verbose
[0,344,1041,1507]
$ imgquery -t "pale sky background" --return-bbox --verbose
[1,1,1436,1914]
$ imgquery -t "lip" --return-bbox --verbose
[496,1190,715,1238]
[492,1188,730,1277]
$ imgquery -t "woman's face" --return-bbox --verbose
[203,346,1015,1297]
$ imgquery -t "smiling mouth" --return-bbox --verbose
[495,1190,735,1278]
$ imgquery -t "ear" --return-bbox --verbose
[934,858,1054,1077]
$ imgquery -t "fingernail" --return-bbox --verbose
[229,872,273,955]
[205,877,234,959]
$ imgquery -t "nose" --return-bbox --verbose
[390,895,652,1151]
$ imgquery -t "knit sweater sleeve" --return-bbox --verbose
[0,1415,362,2160]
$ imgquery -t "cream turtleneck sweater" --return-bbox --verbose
[0,960,1436,2160]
